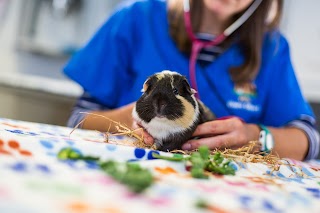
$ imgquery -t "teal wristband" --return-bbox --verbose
[258,124,274,153]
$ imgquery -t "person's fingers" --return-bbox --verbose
[192,118,241,137]
[182,134,242,151]
[193,117,244,137]
[132,122,154,145]
[142,130,154,145]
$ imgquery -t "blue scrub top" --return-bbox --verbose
[64,0,315,127]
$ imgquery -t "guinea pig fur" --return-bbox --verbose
[132,70,215,151]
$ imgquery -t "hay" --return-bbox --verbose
[71,113,306,176]
[220,141,280,164]
[71,112,154,149]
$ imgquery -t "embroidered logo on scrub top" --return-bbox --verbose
[227,82,260,112]
[234,82,257,102]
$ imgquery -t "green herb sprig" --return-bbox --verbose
[57,145,235,193]
[57,148,153,193]
[99,161,153,193]
[153,146,235,178]
[57,147,100,161]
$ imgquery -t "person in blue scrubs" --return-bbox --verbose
[64,0,319,160]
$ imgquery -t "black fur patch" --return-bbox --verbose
[136,73,196,122]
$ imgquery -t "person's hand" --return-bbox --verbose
[132,120,154,146]
[181,117,260,151]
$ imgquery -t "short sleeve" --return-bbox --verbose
[261,35,315,127]
[63,5,135,108]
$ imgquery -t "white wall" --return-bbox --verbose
[281,0,320,102]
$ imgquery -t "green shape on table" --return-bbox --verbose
[100,160,153,193]
[152,146,235,178]
[57,148,153,193]
[57,147,99,161]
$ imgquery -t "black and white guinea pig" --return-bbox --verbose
[132,70,215,151]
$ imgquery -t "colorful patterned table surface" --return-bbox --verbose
[0,118,319,213]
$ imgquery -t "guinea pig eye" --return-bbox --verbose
[173,87,179,95]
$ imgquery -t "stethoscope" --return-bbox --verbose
[183,0,263,99]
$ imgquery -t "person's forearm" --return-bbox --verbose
[246,124,308,160]
[81,103,135,132]
[269,127,308,161]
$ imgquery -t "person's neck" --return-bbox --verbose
[199,7,231,35]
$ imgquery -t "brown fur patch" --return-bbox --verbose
[175,96,198,128]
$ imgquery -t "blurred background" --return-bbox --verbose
[0,0,319,130]
[0,0,120,125]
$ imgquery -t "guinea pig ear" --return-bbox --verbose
[141,78,150,93]
[190,88,197,95]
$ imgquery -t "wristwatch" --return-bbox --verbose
[258,124,274,153]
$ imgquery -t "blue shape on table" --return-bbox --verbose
[306,187,320,198]
[27,131,38,136]
[11,162,27,172]
[106,144,117,151]
[85,161,100,170]
[262,200,280,213]
[301,167,315,177]
[40,140,54,149]
[5,129,24,134]
[229,162,239,171]
[239,195,252,206]
[134,148,146,159]
[65,140,75,146]
[147,150,160,160]
[36,164,51,174]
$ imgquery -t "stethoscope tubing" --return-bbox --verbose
[183,0,263,99]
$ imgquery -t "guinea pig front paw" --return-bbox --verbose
[154,139,163,151]
[156,142,181,152]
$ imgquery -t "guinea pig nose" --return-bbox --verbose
[153,98,167,114]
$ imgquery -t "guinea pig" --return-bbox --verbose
[132,70,215,151]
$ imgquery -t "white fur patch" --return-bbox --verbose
[139,117,189,140]
[155,70,179,81]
